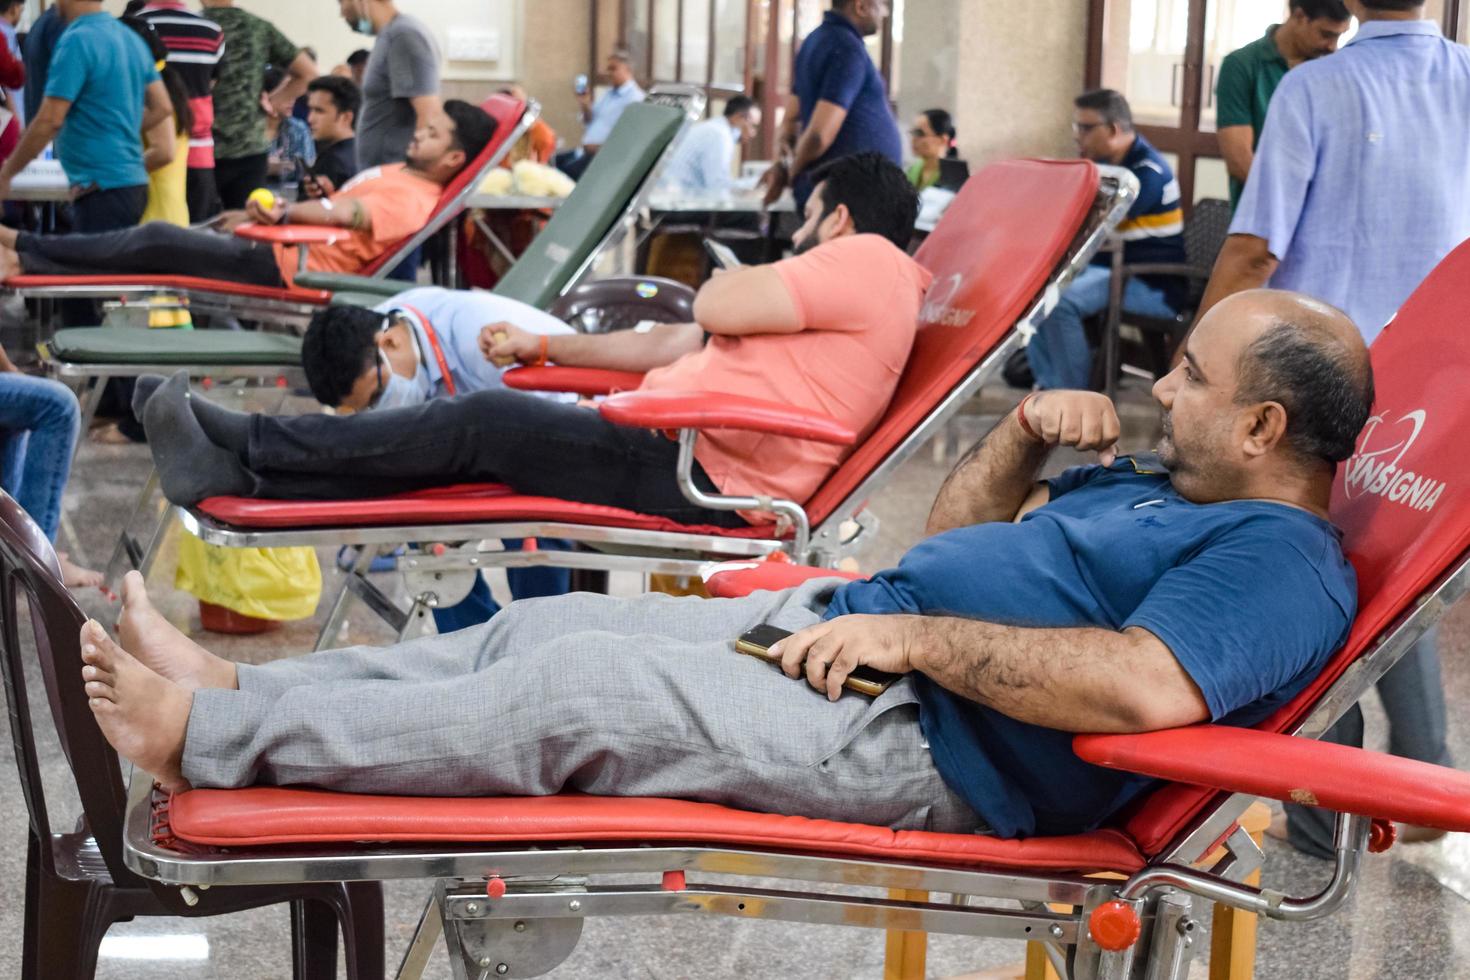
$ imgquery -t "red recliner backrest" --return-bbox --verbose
[1122,238,1470,856]
[359,93,527,275]
[801,158,1100,524]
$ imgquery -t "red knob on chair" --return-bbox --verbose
[486,876,507,899]
[1088,900,1141,952]
[1369,819,1398,853]
[430,543,448,557]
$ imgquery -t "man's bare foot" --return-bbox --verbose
[57,551,104,591]
[117,571,237,691]
[80,619,192,793]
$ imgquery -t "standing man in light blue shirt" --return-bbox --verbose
[657,95,760,194]
[555,49,644,180]
[1190,0,1470,859]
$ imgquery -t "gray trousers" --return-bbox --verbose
[183,580,982,834]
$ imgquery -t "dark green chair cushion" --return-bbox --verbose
[492,102,685,309]
[291,272,405,296]
[47,328,302,365]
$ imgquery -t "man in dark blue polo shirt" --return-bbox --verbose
[760,0,900,209]
[1028,89,1187,391]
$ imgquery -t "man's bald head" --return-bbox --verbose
[1228,290,1374,466]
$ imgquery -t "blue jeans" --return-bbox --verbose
[431,538,574,634]
[0,374,80,540]
[1028,265,1178,390]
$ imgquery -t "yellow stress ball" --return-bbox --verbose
[247,188,276,211]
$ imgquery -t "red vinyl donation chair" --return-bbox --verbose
[72,238,1470,978]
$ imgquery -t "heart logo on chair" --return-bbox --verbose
[1343,409,1446,513]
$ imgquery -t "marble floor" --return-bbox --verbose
[1,377,1466,979]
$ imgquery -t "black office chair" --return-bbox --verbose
[0,490,386,979]
[1094,198,1234,392]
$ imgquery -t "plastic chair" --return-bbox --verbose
[1095,198,1233,392]
[0,492,386,979]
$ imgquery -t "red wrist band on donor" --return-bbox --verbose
[534,334,549,368]
[1016,393,1042,442]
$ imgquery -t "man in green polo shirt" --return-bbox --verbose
[1216,0,1351,209]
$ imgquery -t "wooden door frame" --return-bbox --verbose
[1088,0,1465,207]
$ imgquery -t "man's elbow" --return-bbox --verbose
[1224,236,1278,279]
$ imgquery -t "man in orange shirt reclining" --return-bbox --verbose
[0,100,493,288]
[133,153,930,530]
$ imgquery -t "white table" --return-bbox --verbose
[648,191,796,214]
[8,159,70,202]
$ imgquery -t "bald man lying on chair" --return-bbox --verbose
[84,290,1371,839]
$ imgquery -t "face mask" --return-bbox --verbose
[353,16,374,35]
[373,354,431,410]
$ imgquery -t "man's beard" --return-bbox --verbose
[1156,411,1180,469]
[793,230,821,256]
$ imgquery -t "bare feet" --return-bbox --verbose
[81,619,193,794]
[117,571,238,692]
[57,551,104,591]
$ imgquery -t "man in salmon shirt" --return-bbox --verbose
[136,152,929,528]
[0,100,493,287]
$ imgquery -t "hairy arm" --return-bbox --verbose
[1181,234,1280,357]
[926,390,1120,535]
[790,99,847,179]
[483,321,705,373]
[1217,126,1255,185]
[774,613,1209,732]
[268,50,316,116]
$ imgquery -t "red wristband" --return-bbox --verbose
[534,334,549,368]
[1016,392,1043,442]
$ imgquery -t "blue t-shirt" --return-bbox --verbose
[791,11,902,208]
[45,12,158,190]
[825,457,1356,838]
[1091,135,1187,306]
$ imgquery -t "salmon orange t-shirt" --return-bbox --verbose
[272,164,443,285]
[640,233,932,521]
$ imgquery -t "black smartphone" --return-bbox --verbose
[703,237,743,270]
[734,624,899,697]
[294,155,318,180]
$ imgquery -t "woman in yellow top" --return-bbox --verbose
[906,109,957,191]
[123,11,193,227]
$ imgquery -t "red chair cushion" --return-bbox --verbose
[704,560,864,597]
[162,788,1147,874]
[196,483,782,539]
[1120,239,1470,855]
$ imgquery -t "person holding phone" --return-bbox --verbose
[88,290,1367,846]
[300,75,361,201]
[554,49,644,180]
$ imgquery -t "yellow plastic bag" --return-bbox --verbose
[175,534,322,621]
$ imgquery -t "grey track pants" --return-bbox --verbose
[183,580,982,834]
